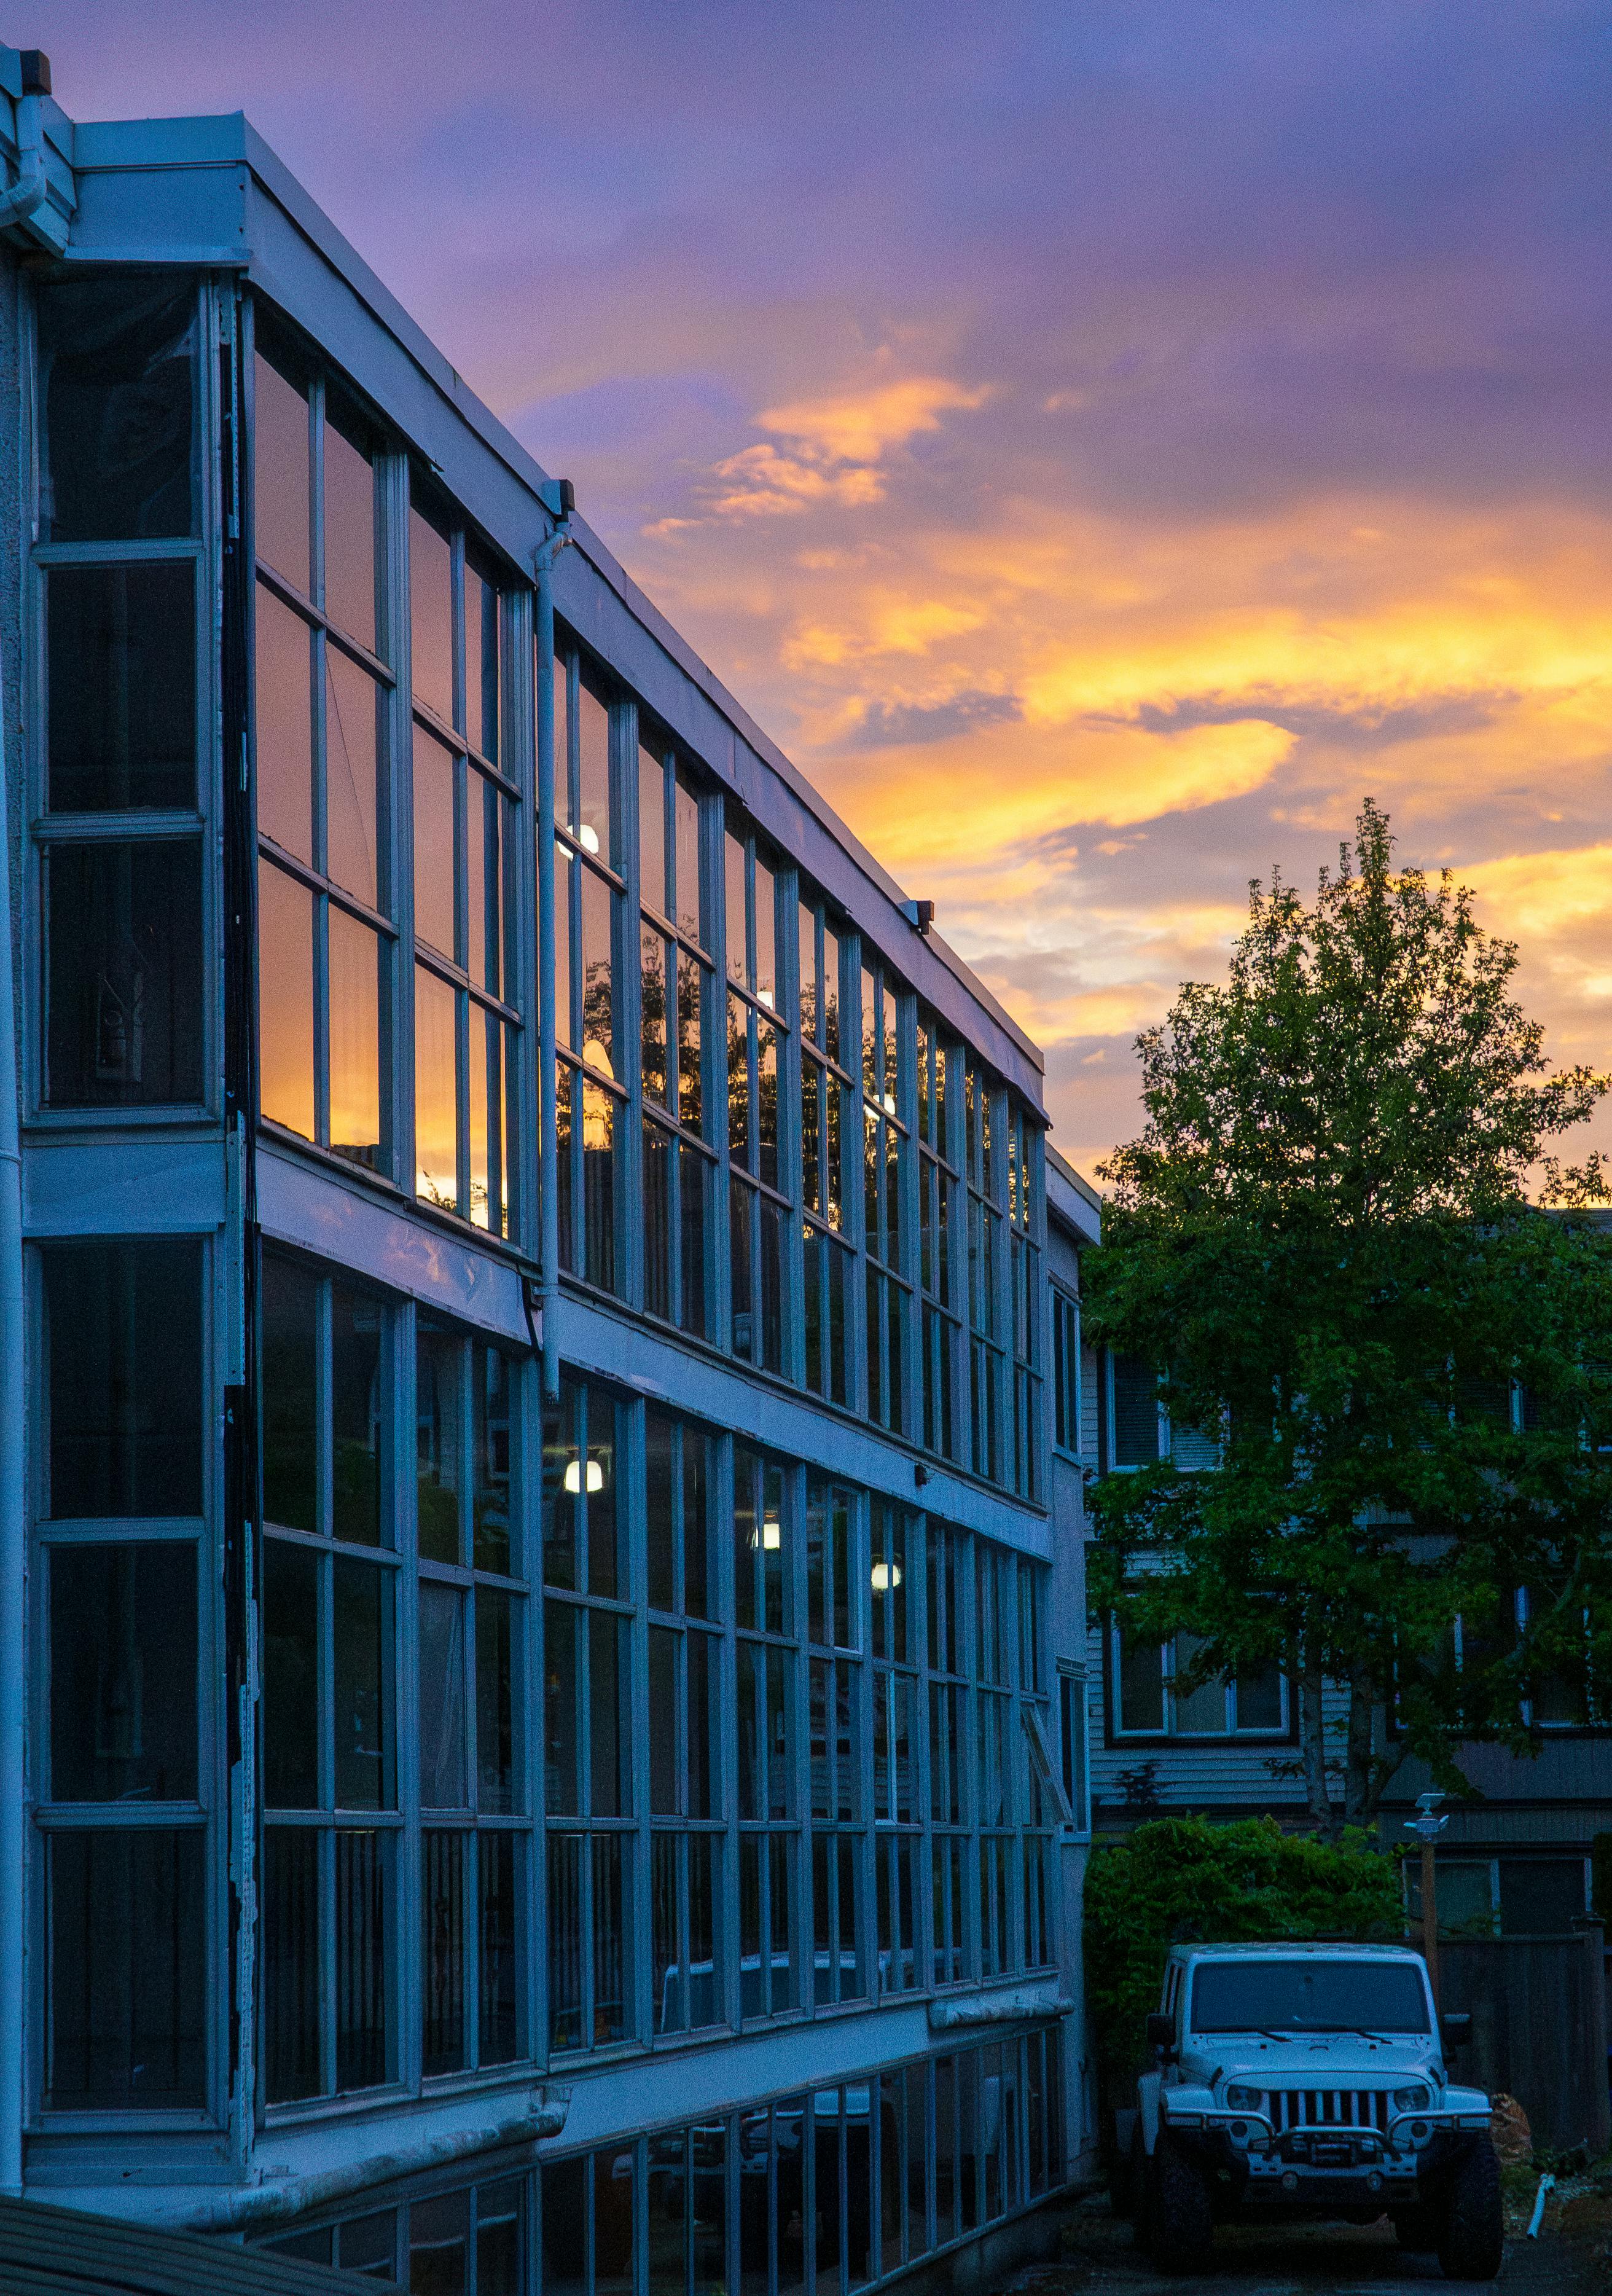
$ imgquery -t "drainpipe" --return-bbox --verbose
[533,487,573,1405]
[0,73,50,237]
[0,344,24,2198]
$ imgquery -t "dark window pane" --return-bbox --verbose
[40,278,196,544]
[479,1834,520,2067]
[263,1538,319,1808]
[47,1828,205,2108]
[643,1119,671,1322]
[45,1238,202,1519]
[47,562,195,812]
[419,1578,468,1809]
[334,1556,394,1809]
[645,1412,675,1612]
[544,1600,579,1814]
[679,1141,707,1339]
[422,1829,467,2075]
[335,1828,389,2091]
[332,1284,383,1545]
[476,1587,515,1813]
[590,1610,628,1817]
[577,671,611,860]
[1113,1356,1159,1467]
[648,1626,677,1815]
[593,1836,630,2044]
[582,1083,616,1294]
[1498,1858,1586,1935]
[683,1437,710,1619]
[472,1347,512,1574]
[255,583,313,864]
[640,742,667,911]
[50,1542,197,1801]
[262,1253,317,1533]
[585,1386,619,1596]
[263,1825,320,2102]
[324,393,376,649]
[417,1321,464,1565]
[542,1387,580,1591]
[258,858,315,1141]
[547,1835,583,2054]
[410,498,455,727]
[415,965,459,1214]
[327,906,382,1170]
[413,724,457,962]
[466,767,497,993]
[46,839,203,1108]
[326,645,380,908]
[254,347,311,590]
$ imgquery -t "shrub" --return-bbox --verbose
[1083,1814,1404,2087]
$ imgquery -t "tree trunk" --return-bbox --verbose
[1298,1655,1335,1838]
[1343,1670,1375,1830]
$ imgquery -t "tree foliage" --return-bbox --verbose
[1086,800,1612,1833]
[1082,1817,1403,2087]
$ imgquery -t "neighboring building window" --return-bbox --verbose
[34,276,206,1113]
[1058,1666,1092,1836]
[260,1251,398,2102]
[735,1444,799,2019]
[542,1377,633,2050]
[409,479,518,1233]
[917,1011,963,1463]
[725,815,790,1373]
[807,1478,866,2005]
[637,733,713,1338]
[1052,1286,1081,1457]
[872,1504,920,1994]
[1110,1623,1287,1738]
[800,899,854,1407]
[553,649,621,1294]
[861,960,912,1436]
[1109,1355,1162,1467]
[37,1239,207,2112]
[254,322,391,1172]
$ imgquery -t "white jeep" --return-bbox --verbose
[1117,1941,1503,2278]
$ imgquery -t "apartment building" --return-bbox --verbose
[0,49,1092,2290]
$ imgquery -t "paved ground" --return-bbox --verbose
[1006,2192,1606,2296]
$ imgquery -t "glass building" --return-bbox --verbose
[0,49,1094,2288]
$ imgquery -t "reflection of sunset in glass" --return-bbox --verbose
[60,0,1611,1178]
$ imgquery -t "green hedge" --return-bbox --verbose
[1083,1816,1404,2087]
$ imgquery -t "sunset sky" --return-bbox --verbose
[34,0,1612,1177]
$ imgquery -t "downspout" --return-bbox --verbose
[0,335,23,2202]
[533,488,572,1405]
[0,85,49,236]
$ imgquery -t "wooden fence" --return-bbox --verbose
[1438,1924,1609,2155]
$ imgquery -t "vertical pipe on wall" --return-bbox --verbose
[534,509,570,1403]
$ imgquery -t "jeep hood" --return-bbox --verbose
[1184,2034,1439,2085]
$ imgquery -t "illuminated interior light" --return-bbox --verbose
[757,987,774,1009]
[563,1457,604,1495]
[871,1560,903,1593]
[579,824,600,856]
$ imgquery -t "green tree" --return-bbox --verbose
[1086,799,1612,1836]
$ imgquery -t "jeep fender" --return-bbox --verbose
[1137,2067,1163,2153]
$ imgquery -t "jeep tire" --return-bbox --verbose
[1147,2137,1214,2274]
[1436,2138,1503,2282]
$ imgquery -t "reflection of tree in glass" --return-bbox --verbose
[676,953,702,1132]
[582,960,613,1079]
[640,928,667,1107]
[727,1000,749,1164]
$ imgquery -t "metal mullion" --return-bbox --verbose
[36,805,206,843]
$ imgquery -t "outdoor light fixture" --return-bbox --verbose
[563,1457,604,1495]
[762,1513,781,1550]
[871,1560,902,1593]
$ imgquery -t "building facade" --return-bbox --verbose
[0,50,1093,2292]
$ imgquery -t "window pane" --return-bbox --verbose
[50,1542,198,1801]
[679,1140,707,1340]
[1117,1634,1165,1733]
[47,562,196,812]
[676,950,702,1132]
[683,1430,710,1619]
[577,672,611,860]
[415,965,460,1212]
[335,1828,390,2090]
[470,566,500,762]
[472,1346,512,1574]
[648,1626,678,1814]
[47,839,203,1108]
[263,1826,320,2102]
[256,582,314,865]
[580,868,615,1079]
[823,928,841,1064]
[44,1238,202,1519]
[323,394,376,649]
[643,1119,671,1322]
[469,1006,504,1237]
[254,348,311,589]
[645,1413,675,1612]
[582,1083,616,1293]
[1112,1357,1159,1466]
[413,726,457,961]
[263,1537,319,1808]
[1234,1661,1285,1731]
[326,646,380,909]
[544,1601,579,1812]
[410,500,455,726]
[262,1253,318,1533]
[46,1828,205,2109]
[479,1834,520,2066]
[675,772,702,946]
[593,1838,630,2044]
[477,1587,516,1812]
[327,906,382,1169]
[726,828,747,985]
[422,1829,468,2075]
[641,925,668,1109]
[418,1580,468,1809]
[640,742,667,912]
[586,1387,620,1597]
[754,858,775,1008]
[467,770,501,994]
[258,858,315,1140]
[40,278,196,543]
[417,1321,464,1565]
[332,1282,384,1545]
[554,848,575,1054]
[334,1556,394,1809]
[590,1610,628,1816]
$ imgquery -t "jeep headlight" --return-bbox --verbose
[1224,2085,1262,2112]
[1393,2086,1431,2114]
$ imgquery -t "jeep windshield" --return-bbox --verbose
[1188,1960,1430,2036]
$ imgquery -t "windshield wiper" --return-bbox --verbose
[1317,2026,1394,2043]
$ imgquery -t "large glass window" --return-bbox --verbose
[260,1251,398,2103]
[255,323,391,1172]
[724,817,790,1374]
[800,901,854,1408]
[410,481,518,1234]
[860,962,911,1436]
[1007,1104,1043,1500]
[552,650,622,1294]
[36,1237,209,2115]
[872,1505,919,1996]
[734,1445,799,2022]
[964,1065,1004,1484]
[646,1411,723,2036]
[34,276,206,1113]
[917,1014,963,1463]
[638,733,713,1338]
[806,1478,865,2007]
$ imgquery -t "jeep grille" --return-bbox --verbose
[1261,2090,1391,2135]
